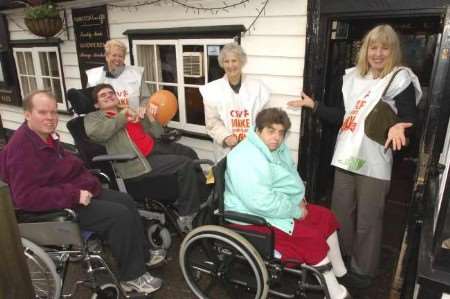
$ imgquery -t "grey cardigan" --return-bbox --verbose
[84,109,164,179]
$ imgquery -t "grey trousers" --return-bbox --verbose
[331,168,390,277]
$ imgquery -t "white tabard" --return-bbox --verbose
[331,67,422,180]
[86,65,144,109]
[200,75,270,161]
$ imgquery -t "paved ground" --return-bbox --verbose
[63,231,396,299]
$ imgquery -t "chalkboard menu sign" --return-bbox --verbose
[72,5,110,88]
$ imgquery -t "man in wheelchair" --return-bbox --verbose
[84,83,208,231]
[0,90,163,295]
[224,108,371,298]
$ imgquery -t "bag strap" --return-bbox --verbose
[381,68,403,98]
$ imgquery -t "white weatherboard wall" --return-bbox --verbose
[2,0,306,162]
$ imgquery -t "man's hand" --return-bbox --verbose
[137,106,147,119]
[125,107,140,123]
[384,122,413,151]
[287,92,316,110]
[79,190,93,206]
[224,135,238,148]
[146,103,159,122]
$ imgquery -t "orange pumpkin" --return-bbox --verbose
[147,90,178,125]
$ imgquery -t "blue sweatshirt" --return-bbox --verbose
[224,128,304,235]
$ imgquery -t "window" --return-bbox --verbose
[132,39,231,134]
[13,47,66,110]
[0,61,4,83]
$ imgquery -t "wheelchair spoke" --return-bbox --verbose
[22,239,61,299]
[180,227,268,299]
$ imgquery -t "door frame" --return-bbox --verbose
[300,1,450,296]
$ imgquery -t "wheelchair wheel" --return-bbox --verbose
[22,238,62,299]
[179,225,269,299]
[147,223,172,249]
[90,283,119,299]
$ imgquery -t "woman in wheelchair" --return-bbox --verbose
[0,90,163,295]
[84,83,208,232]
[224,108,371,299]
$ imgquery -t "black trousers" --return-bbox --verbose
[146,141,207,216]
[76,189,149,281]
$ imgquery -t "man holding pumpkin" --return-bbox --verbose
[84,83,207,231]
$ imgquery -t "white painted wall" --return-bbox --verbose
[2,0,306,161]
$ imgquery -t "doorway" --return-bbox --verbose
[301,12,445,298]
[317,16,440,249]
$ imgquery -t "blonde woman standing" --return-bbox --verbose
[86,39,150,110]
[289,25,422,280]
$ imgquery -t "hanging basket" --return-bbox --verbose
[24,16,63,38]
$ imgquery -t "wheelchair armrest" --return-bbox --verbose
[224,211,268,226]
[16,208,77,223]
[89,169,113,188]
[193,159,215,166]
[92,153,137,163]
[159,128,182,143]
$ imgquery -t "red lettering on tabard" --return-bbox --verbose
[116,89,129,107]
[340,100,366,133]
[230,109,251,140]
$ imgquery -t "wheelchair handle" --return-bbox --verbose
[92,153,137,163]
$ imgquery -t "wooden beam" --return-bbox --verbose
[0,181,34,299]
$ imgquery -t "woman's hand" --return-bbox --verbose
[299,200,308,220]
[385,122,413,151]
[287,92,316,110]
[224,135,238,148]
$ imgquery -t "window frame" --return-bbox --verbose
[12,46,67,111]
[132,38,233,134]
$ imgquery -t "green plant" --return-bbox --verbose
[21,1,59,19]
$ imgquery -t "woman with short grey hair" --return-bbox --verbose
[200,42,270,160]
[217,42,248,68]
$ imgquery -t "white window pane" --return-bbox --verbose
[0,64,4,82]
[207,45,225,82]
[184,86,204,125]
[49,52,59,77]
[39,52,49,76]
[182,45,204,85]
[17,52,26,74]
[29,77,37,92]
[157,45,177,83]
[20,76,30,96]
[137,45,157,82]
[43,77,51,89]
[25,52,35,75]
[146,82,157,95]
[52,79,62,103]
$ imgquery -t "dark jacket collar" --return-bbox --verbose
[22,122,61,151]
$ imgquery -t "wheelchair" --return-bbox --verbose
[179,158,333,299]
[65,87,211,249]
[17,208,143,299]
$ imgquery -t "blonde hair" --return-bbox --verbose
[23,90,56,112]
[104,39,127,56]
[217,42,247,68]
[356,24,402,78]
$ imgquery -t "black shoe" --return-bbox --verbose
[337,271,372,289]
